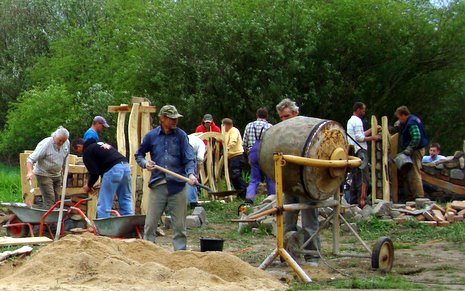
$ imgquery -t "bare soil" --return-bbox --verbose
[1,212,465,290]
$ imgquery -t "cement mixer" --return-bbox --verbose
[259,116,347,201]
[237,116,394,282]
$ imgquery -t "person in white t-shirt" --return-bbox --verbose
[346,102,381,206]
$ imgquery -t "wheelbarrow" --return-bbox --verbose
[92,213,146,238]
[1,198,89,239]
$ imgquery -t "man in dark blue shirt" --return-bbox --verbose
[135,105,196,250]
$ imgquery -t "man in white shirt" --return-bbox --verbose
[346,102,380,206]
[187,134,206,208]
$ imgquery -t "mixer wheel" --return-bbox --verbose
[371,236,394,272]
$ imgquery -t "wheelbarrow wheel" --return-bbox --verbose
[6,216,28,238]
[371,236,394,272]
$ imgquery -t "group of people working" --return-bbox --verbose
[25,99,435,261]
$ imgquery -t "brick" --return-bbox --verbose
[454,216,464,222]
[450,169,465,180]
[419,221,437,227]
[445,213,455,222]
[186,215,201,228]
[416,198,432,209]
[192,206,207,225]
[432,204,445,214]
[432,209,445,222]
[451,201,465,211]
[457,209,465,217]
[437,221,450,227]
[423,211,436,221]
[416,214,426,221]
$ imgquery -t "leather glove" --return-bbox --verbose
[403,146,413,156]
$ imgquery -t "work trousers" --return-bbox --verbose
[144,183,187,251]
[246,144,275,202]
[228,155,248,196]
[36,175,62,209]
[283,194,321,255]
[97,162,133,218]
[405,148,425,198]
[349,166,369,206]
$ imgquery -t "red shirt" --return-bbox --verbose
[195,121,221,145]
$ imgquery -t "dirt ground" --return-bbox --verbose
[1,214,465,290]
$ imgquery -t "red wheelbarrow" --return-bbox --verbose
[1,198,90,239]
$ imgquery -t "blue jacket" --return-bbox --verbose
[400,114,428,150]
[135,126,195,195]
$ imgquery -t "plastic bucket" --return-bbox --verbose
[394,153,413,172]
[200,238,224,252]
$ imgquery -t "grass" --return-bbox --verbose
[288,275,426,290]
[0,163,22,203]
[358,216,465,245]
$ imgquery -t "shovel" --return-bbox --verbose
[153,164,238,197]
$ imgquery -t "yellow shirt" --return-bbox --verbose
[225,127,244,159]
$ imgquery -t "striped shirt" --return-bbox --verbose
[243,119,272,150]
[27,137,70,177]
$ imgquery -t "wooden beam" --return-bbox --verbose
[0,236,52,246]
[381,116,390,201]
[115,104,128,157]
[128,103,140,209]
[140,101,152,215]
[108,105,131,112]
[421,171,465,195]
[390,133,399,203]
[139,105,157,113]
[371,115,378,205]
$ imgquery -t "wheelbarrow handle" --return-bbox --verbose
[153,164,212,192]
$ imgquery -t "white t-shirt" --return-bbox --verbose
[188,134,206,163]
[347,115,367,151]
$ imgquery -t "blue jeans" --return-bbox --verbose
[246,143,275,202]
[187,185,198,203]
[97,163,133,218]
[144,183,187,251]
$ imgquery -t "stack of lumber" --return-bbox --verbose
[394,200,465,227]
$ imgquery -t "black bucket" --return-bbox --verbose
[200,238,224,252]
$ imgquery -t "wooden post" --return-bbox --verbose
[371,115,378,205]
[381,116,390,201]
[128,103,140,209]
[390,133,399,203]
[139,102,156,214]
[108,104,131,156]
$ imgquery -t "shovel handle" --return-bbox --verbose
[153,164,212,192]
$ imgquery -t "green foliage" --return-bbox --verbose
[0,164,21,203]
[1,0,464,157]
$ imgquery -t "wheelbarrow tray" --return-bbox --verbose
[0,203,60,224]
[93,215,146,237]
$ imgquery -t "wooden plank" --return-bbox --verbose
[128,103,141,209]
[389,133,399,203]
[108,105,131,112]
[20,153,35,205]
[86,190,98,220]
[0,236,52,246]
[116,104,128,157]
[421,172,465,195]
[139,105,157,113]
[381,116,390,201]
[371,115,378,205]
[140,101,152,215]
[68,164,88,174]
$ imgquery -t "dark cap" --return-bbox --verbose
[203,114,213,122]
[159,105,183,119]
[93,116,109,128]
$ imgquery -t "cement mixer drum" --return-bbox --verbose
[259,116,347,201]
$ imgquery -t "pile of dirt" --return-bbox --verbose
[0,234,285,290]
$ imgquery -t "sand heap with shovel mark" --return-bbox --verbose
[0,233,285,290]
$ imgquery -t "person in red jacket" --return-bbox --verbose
[195,114,221,134]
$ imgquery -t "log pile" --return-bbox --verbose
[394,199,465,227]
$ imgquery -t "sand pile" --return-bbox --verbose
[0,234,285,290]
